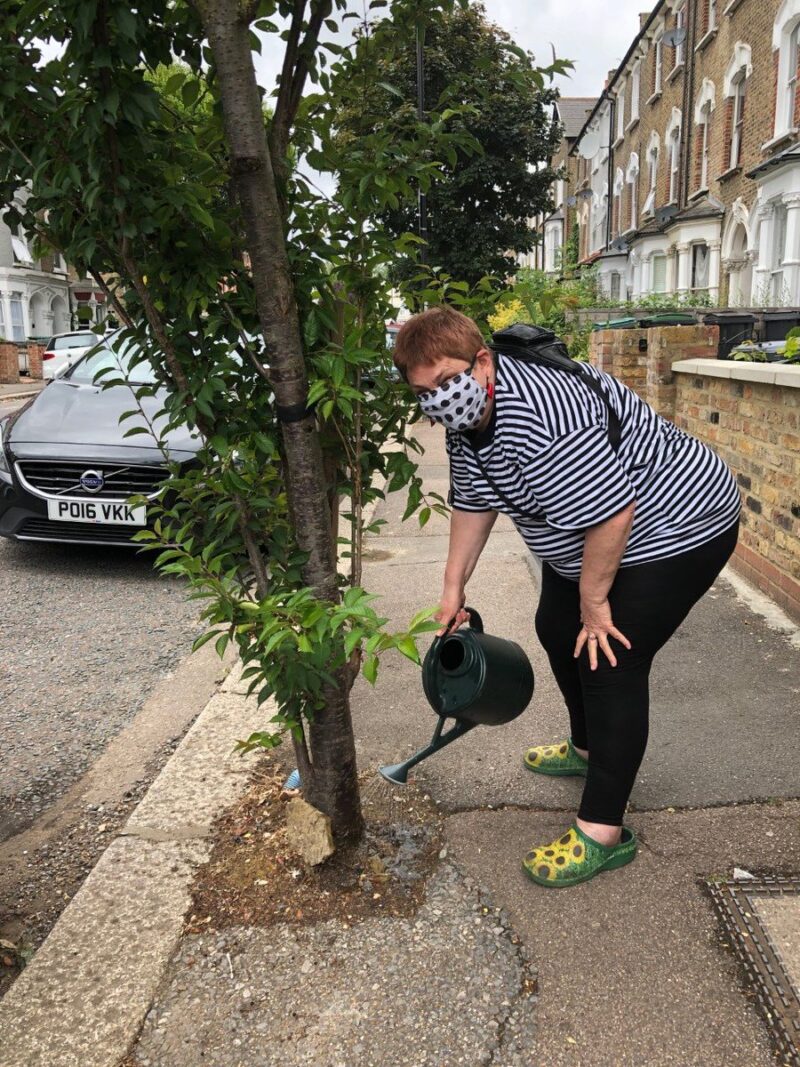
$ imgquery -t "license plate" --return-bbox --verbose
[47,498,146,525]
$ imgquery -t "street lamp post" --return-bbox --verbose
[416,22,428,264]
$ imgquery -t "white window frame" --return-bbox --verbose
[700,105,711,188]
[609,272,622,301]
[730,76,746,168]
[9,295,25,341]
[771,201,788,301]
[669,127,681,202]
[626,154,639,231]
[643,131,660,216]
[675,6,686,68]
[613,167,625,237]
[631,62,641,121]
[691,243,710,291]
[616,81,626,141]
[11,235,33,266]
[629,177,638,228]
[651,253,667,292]
[654,35,664,94]
[0,298,5,338]
[787,23,800,134]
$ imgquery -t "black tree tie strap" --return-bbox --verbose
[275,400,314,424]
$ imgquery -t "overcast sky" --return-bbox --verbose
[252,0,650,103]
[481,0,648,97]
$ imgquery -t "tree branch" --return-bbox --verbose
[268,0,306,175]
[268,0,332,182]
[88,268,132,327]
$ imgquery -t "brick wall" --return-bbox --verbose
[589,323,720,416]
[589,323,800,621]
[26,343,44,380]
[673,368,800,621]
[0,344,19,385]
[590,327,648,399]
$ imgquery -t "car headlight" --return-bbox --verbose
[0,420,10,478]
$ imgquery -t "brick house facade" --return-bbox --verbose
[520,98,596,273]
[567,0,800,306]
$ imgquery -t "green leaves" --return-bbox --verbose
[1,0,486,772]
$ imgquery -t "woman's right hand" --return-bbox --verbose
[434,584,469,636]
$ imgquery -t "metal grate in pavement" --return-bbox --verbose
[707,876,800,1067]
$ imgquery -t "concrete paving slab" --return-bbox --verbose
[365,530,525,568]
[352,554,580,813]
[753,895,800,992]
[0,836,208,1067]
[445,802,800,1067]
[126,864,539,1067]
[360,443,800,813]
[125,691,273,839]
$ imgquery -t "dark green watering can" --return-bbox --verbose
[379,608,535,785]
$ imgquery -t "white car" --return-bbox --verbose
[41,331,102,380]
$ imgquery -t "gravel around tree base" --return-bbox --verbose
[127,862,539,1067]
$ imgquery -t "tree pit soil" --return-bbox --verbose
[185,756,445,934]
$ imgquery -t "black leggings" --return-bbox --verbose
[534,519,739,826]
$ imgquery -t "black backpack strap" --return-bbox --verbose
[489,323,622,453]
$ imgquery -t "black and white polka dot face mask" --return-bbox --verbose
[417,357,489,431]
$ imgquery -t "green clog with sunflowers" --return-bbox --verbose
[522,823,638,887]
[523,738,588,777]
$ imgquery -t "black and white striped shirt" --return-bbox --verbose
[446,354,741,580]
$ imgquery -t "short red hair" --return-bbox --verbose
[393,306,484,376]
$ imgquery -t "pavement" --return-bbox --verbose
[1,421,799,1067]
[0,379,45,417]
[0,380,45,400]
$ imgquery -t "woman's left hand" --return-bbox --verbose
[574,597,631,670]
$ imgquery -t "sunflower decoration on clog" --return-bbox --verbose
[522,823,638,887]
[523,738,588,777]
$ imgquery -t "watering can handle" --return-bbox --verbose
[429,605,484,661]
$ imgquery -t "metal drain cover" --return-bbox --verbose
[707,875,800,1067]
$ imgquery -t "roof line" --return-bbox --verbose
[568,0,670,155]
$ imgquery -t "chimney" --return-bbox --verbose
[640,11,650,29]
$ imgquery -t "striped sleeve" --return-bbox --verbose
[446,433,493,512]
[524,425,636,530]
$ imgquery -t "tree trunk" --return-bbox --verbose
[196,0,363,843]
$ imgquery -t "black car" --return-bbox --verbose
[0,340,199,547]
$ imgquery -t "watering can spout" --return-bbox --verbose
[378,762,411,786]
[377,717,476,786]
[377,607,534,785]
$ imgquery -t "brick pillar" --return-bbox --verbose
[589,328,648,398]
[793,44,800,128]
[0,344,20,385]
[646,324,720,420]
[26,343,44,380]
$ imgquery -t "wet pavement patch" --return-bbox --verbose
[185,759,444,932]
[707,875,800,1067]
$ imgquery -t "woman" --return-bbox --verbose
[393,305,740,888]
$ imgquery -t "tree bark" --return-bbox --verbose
[196,0,363,843]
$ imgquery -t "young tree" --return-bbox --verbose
[1,0,474,844]
[333,2,568,286]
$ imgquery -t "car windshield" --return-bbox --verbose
[66,340,158,387]
[50,333,98,350]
